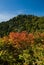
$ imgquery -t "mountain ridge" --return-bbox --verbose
[0,14,44,37]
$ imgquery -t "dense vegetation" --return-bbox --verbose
[0,15,44,65]
[0,15,44,37]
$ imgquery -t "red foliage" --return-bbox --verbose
[2,31,44,48]
[19,31,28,41]
[8,31,35,48]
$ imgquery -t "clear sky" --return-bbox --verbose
[0,0,44,22]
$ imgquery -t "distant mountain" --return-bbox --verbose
[0,14,44,37]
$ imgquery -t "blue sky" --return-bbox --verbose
[0,0,44,22]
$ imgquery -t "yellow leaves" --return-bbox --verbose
[0,38,4,43]
[23,63,28,65]
[0,50,3,56]
[3,36,9,43]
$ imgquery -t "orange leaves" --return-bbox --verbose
[28,33,34,40]
[19,31,28,41]
[41,33,44,38]
[9,31,28,43]
[1,31,44,48]
[9,31,27,42]
[27,33,35,43]
[9,32,16,39]
[8,31,35,48]
[3,36,9,43]
[9,32,20,47]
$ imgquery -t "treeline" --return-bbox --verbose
[0,14,44,37]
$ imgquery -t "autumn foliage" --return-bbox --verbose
[8,31,35,48]
[0,31,43,48]
[0,31,44,65]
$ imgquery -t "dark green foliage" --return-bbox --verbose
[0,14,44,37]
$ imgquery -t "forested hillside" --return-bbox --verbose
[0,15,44,37]
[0,15,44,65]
